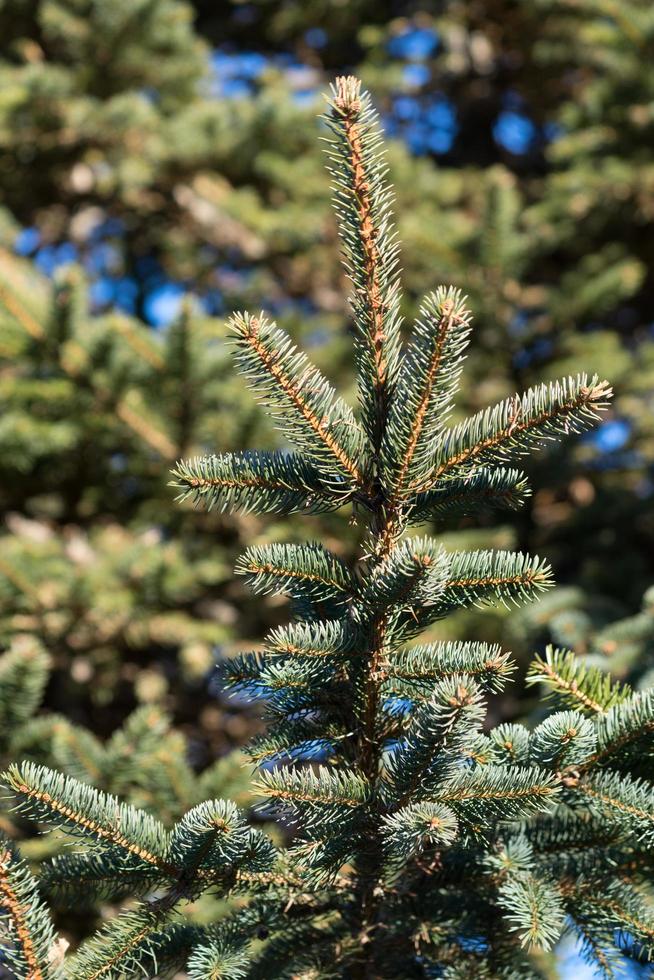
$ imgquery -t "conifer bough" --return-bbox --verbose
[2,76,653,980]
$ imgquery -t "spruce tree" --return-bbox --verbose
[2,76,654,979]
[0,247,271,722]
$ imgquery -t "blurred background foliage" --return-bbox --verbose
[0,0,653,968]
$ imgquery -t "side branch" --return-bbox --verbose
[232,312,367,486]
[3,764,174,876]
[0,848,45,980]
[420,376,612,492]
[0,841,58,980]
[382,287,472,498]
[391,298,460,496]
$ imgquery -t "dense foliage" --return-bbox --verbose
[1,76,652,980]
[1,0,652,676]
[0,2,653,974]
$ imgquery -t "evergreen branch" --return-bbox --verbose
[443,550,553,607]
[422,945,545,980]
[576,881,654,963]
[18,70,626,978]
[583,690,654,769]
[222,655,339,715]
[574,771,654,845]
[230,311,367,485]
[63,908,197,980]
[235,542,354,606]
[172,451,350,515]
[261,688,344,728]
[103,707,201,822]
[247,722,340,766]
[196,898,335,977]
[382,802,458,876]
[219,651,268,693]
[436,766,560,826]
[2,763,172,874]
[0,838,59,980]
[382,287,472,496]
[404,551,553,632]
[383,641,514,695]
[169,800,249,876]
[0,263,177,459]
[358,536,449,610]
[527,646,632,714]
[323,75,402,447]
[40,850,161,908]
[103,706,176,796]
[497,874,566,950]
[523,812,628,879]
[484,834,535,878]
[48,719,105,784]
[568,880,654,975]
[524,811,624,856]
[569,918,621,980]
[246,918,349,979]
[387,676,486,804]
[187,937,250,979]
[462,732,501,767]
[169,800,275,878]
[256,765,369,808]
[265,619,356,660]
[488,724,531,764]
[423,374,612,491]
[0,275,45,341]
[112,314,165,371]
[255,765,370,832]
[409,467,531,525]
[529,710,597,769]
